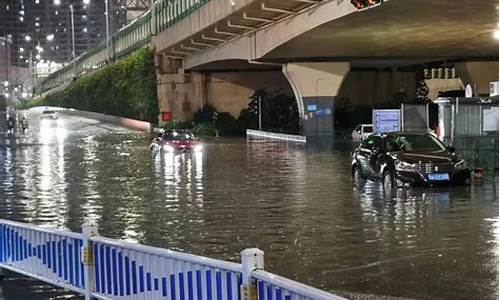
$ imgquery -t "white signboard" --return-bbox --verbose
[373,109,401,133]
[483,107,499,132]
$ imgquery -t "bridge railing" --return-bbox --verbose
[0,219,347,300]
[34,0,212,96]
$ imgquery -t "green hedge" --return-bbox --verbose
[29,48,158,122]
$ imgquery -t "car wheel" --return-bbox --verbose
[352,165,365,186]
[383,170,395,190]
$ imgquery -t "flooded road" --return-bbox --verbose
[0,109,498,299]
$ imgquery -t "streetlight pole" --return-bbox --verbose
[29,50,33,94]
[70,4,75,60]
[105,0,110,60]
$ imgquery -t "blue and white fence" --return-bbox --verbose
[0,220,86,294]
[0,219,347,300]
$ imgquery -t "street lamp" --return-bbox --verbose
[70,5,75,60]
[105,0,110,59]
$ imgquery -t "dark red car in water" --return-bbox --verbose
[150,129,203,153]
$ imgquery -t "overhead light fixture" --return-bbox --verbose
[47,34,55,41]
[54,0,61,5]
[25,35,31,41]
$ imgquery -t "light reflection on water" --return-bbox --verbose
[0,114,498,300]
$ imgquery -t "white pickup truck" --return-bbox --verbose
[351,124,373,142]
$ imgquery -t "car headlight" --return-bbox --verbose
[455,159,469,170]
[395,161,415,171]
[194,144,203,152]
[162,145,174,153]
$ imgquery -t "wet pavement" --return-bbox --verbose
[0,108,498,299]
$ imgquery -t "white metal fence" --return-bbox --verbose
[0,219,347,300]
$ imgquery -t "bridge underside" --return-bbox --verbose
[154,0,498,148]
[261,0,497,63]
[183,0,497,71]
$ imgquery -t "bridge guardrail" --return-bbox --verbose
[0,219,346,300]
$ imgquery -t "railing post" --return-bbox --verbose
[240,248,264,300]
[81,222,98,300]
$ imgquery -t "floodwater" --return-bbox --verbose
[0,109,498,300]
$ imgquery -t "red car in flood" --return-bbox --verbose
[150,129,203,153]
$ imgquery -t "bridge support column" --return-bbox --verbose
[283,62,350,149]
[155,55,207,125]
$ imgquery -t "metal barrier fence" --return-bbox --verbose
[92,236,242,299]
[0,220,86,295]
[451,135,499,170]
[0,219,347,300]
[253,270,346,300]
[35,0,211,96]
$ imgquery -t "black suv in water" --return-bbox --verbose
[352,132,471,188]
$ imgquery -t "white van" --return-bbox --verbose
[351,124,373,142]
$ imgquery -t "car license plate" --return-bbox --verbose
[428,173,450,181]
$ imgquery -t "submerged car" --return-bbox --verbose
[352,132,470,188]
[40,110,59,127]
[150,129,202,153]
[41,110,58,120]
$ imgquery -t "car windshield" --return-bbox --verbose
[385,134,445,152]
[363,126,373,133]
[43,111,56,114]
[162,131,194,141]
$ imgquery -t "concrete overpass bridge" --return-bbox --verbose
[152,0,497,141]
[35,0,498,142]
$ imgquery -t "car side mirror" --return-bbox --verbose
[446,146,455,153]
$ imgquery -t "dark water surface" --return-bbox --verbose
[0,110,498,299]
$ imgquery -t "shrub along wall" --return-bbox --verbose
[30,48,158,122]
